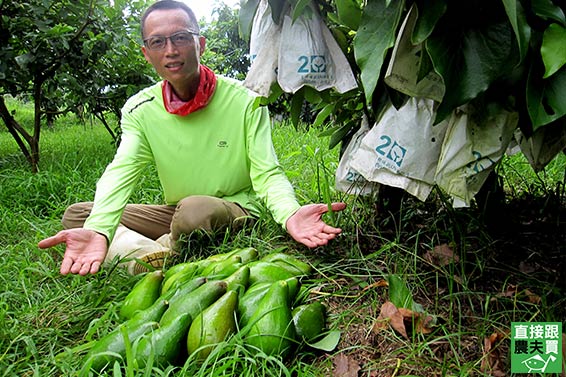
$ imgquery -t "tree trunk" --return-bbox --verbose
[94,111,117,144]
[0,96,38,172]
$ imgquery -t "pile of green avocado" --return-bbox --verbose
[82,248,327,372]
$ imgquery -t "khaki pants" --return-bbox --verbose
[62,195,252,242]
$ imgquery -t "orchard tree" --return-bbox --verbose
[0,0,155,172]
[200,3,250,81]
[65,0,158,143]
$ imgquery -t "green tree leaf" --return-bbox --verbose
[335,0,362,30]
[308,330,341,351]
[527,66,566,130]
[328,122,352,150]
[386,274,423,312]
[353,0,405,106]
[412,0,447,45]
[541,23,566,78]
[531,0,566,25]
[501,0,531,63]
[426,2,518,123]
[313,103,335,128]
[291,0,311,22]
[238,0,260,41]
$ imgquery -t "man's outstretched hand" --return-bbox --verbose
[38,229,108,275]
[286,202,346,248]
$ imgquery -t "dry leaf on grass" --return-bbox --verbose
[372,301,435,339]
[373,301,407,338]
[481,332,506,377]
[332,353,361,377]
[494,284,541,304]
[362,278,388,292]
[524,289,542,304]
[423,243,460,266]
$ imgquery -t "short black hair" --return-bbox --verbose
[141,0,200,39]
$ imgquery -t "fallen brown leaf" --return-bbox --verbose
[333,353,361,377]
[498,284,518,298]
[481,332,506,377]
[423,243,460,266]
[524,289,541,304]
[372,301,407,339]
[372,301,435,339]
[362,278,388,292]
[494,284,541,304]
[398,307,435,335]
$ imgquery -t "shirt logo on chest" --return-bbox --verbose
[217,140,229,148]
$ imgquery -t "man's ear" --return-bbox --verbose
[141,45,150,63]
[198,36,206,57]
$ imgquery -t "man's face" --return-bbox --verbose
[141,8,206,94]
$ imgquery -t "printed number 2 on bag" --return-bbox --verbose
[375,135,407,170]
[298,55,327,73]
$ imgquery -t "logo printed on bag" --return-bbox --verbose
[465,151,496,174]
[375,135,406,168]
[345,169,364,183]
[298,55,327,73]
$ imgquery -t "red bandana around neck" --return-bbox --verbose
[162,65,217,116]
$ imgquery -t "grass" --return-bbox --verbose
[1,100,565,376]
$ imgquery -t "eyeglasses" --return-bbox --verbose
[143,30,199,50]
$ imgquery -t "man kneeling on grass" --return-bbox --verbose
[38,0,345,276]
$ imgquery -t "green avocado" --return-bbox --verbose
[200,255,242,278]
[163,261,198,281]
[161,263,199,295]
[119,270,163,321]
[126,297,169,328]
[82,320,158,372]
[247,261,298,285]
[186,290,238,360]
[260,252,313,275]
[244,280,296,357]
[222,265,250,292]
[134,312,193,368]
[237,277,299,328]
[160,279,227,327]
[292,301,326,343]
[229,247,259,264]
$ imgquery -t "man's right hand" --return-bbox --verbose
[38,229,108,275]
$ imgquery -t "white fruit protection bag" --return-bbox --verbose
[383,4,445,102]
[335,115,380,196]
[511,124,566,172]
[350,97,449,202]
[243,0,281,97]
[434,104,519,207]
[244,0,357,96]
[277,2,357,94]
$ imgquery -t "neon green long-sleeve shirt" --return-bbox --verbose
[83,76,301,241]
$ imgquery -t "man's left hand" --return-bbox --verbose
[286,202,346,248]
